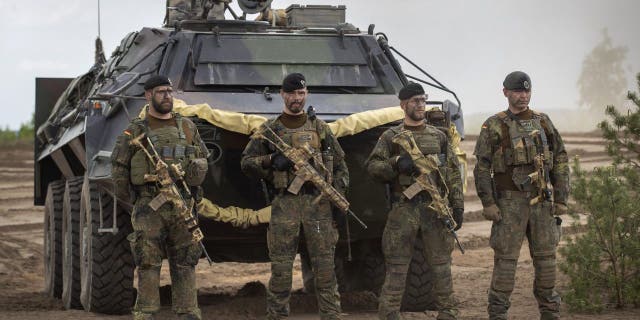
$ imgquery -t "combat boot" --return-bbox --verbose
[132,311,155,320]
[437,310,457,320]
[540,311,560,320]
[381,311,404,320]
[177,313,201,320]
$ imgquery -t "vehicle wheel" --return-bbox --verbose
[44,180,65,298]
[62,176,84,309]
[401,235,437,311]
[332,241,385,294]
[361,248,385,295]
[79,177,135,314]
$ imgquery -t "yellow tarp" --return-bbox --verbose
[139,99,267,135]
[139,99,467,226]
[197,198,270,229]
[141,100,406,138]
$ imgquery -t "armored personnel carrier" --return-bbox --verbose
[35,0,464,314]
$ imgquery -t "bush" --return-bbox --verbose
[560,163,640,312]
[560,73,640,312]
[0,113,34,146]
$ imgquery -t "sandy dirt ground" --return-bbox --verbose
[0,133,638,319]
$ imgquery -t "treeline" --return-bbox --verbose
[0,114,34,145]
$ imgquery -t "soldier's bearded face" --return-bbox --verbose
[281,88,307,115]
[403,95,427,121]
[150,86,174,114]
[504,89,531,112]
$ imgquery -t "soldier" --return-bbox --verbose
[111,75,209,320]
[240,73,348,320]
[366,83,463,320]
[473,71,569,320]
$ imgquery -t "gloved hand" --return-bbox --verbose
[452,208,464,231]
[553,203,568,216]
[482,204,502,222]
[271,152,293,171]
[396,154,417,175]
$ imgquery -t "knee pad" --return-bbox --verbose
[534,256,556,289]
[270,259,294,293]
[313,255,337,289]
[491,258,517,293]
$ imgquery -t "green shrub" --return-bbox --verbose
[560,73,640,312]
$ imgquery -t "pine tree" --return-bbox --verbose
[560,73,640,312]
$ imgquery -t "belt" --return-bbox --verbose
[496,190,537,199]
[278,183,318,196]
[392,191,432,204]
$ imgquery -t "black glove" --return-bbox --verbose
[396,154,417,175]
[453,208,464,231]
[271,152,293,171]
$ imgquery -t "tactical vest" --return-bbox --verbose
[266,117,332,190]
[389,124,447,190]
[492,111,554,192]
[130,115,199,186]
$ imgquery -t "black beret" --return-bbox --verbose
[503,71,531,90]
[282,73,306,92]
[144,75,172,90]
[398,82,425,100]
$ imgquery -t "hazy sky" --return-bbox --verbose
[0,0,638,129]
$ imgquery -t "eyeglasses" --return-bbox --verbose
[408,96,428,106]
[153,89,174,97]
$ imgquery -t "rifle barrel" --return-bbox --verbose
[347,209,368,229]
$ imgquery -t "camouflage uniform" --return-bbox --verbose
[366,123,463,320]
[240,113,348,320]
[165,0,228,24]
[111,112,209,320]
[473,108,569,320]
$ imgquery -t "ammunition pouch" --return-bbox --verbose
[511,165,536,192]
[170,243,202,267]
[130,149,152,186]
[184,158,208,186]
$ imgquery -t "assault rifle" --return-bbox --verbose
[522,130,553,206]
[129,133,213,265]
[253,125,367,229]
[391,130,464,253]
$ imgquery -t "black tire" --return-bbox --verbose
[79,177,135,314]
[361,248,385,295]
[44,180,65,298]
[401,235,437,311]
[333,241,386,294]
[62,176,84,309]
